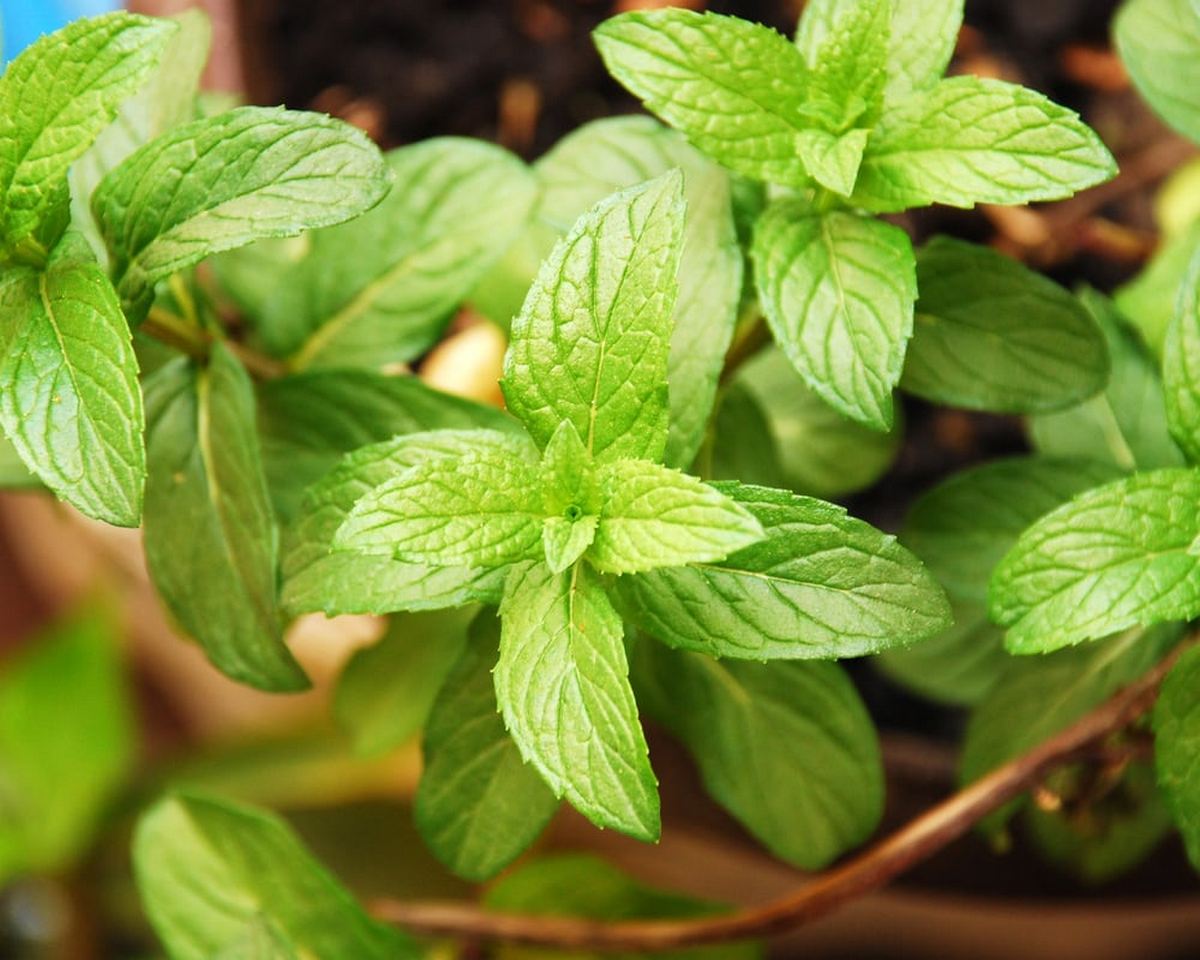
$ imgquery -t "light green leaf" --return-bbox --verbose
[1116,222,1200,355]
[256,368,514,521]
[485,853,758,960]
[795,128,870,197]
[536,116,743,469]
[614,482,950,659]
[93,106,390,320]
[990,468,1200,653]
[1032,289,1184,471]
[1154,645,1200,867]
[134,791,415,960]
[503,171,684,463]
[0,607,133,883]
[1163,247,1200,461]
[333,608,473,757]
[589,461,762,574]
[544,516,598,575]
[850,76,1116,212]
[727,347,900,498]
[1116,0,1200,144]
[0,430,36,488]
[281,431,517,617]
[708,381,787,489]
[143,346,306,692]
[540,422,601,572]
[752,201,917,430]
[594,10,816,187]
[901,456,1121,601]
[902,237,1109,412]
[210,236,309,329]
[0,12,175,255]
[336,431,543,567]
[0,234,144,525]
[801,0,890,139]
[496,561,658,840]
[961,625,1177,832]
[272,138,535,368]
[415,612,558,882]
[636,642,881,870]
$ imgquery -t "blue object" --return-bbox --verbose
[2,0,120,64]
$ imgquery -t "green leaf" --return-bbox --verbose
[801,0,890,141]
[333,608,473,757]
[636,642,881,869]
[415,612,558,882]
[336,431,544,567]
[990,468,1200,653]
[614,482,949,659]
[210,236,309,330]
[539,117,743,469]
[281,431,515,617]
[134,791,415,960]
[901,456,1122,601]
[502,171,684,463]
[496,561,658,840]
[751,201,917,430]
[271,138,535,368]
[726,347,900,498]
[485,853,758,960]
[850,76,1116,212]
[0,234,145,525]
[902,237,1110,412]
[1154,645,1200,867]
[1116,0,1200,144]
[0,12,175,255]
[961,625,1177,832]
[589,461,762,574]
[256,368,513,521]
[143,346,306,692]
[594,11,817,188]
[1031,289,1184,471]
[1163,247,1200,461]
[708,381,788,489]
[93,106,390,320]
[795,128,871,197]
[1116,222,1200,356]
[0,606,133,883]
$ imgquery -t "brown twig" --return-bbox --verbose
[370,640,1189,952]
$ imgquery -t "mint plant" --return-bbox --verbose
[8,2,1200,956]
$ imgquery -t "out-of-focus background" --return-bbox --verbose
[0,1,1198,958]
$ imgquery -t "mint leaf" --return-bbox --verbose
[752,201,916,430]
[256,369,513,521]
[724,347,900,498]
[0,12,175,255]
[415,612,558,882]
[1154,645,1200,867]
[535,117,744,469]
[850,76,1116,212]
[270,138,535,368]
[962,625,1177,833]
[0,234,145,526]
[709,382,788,490]
[281,431,516,616]
[496,561,658,840]
[134,791,415,960]
[902,237,1110,412]
[540,420,600,573]
[589,461,762,574]
[485,853,756,960]
[1032,290,1183,471]
[143,346,306,692]
[802,0,890,136]
[0,607,133,883]
[990,468,1200,653]
[1116,0,1200,145]
[336,431,544,567]
[503,171,684,463]
[93,106,390,319]
[1116,222,1200,355]
[594,11,819,187]
[795,128,871,197]
[615,482,949,659]
[333,608,472,757]
[1163,247,1200,461]
[636,642,881,870]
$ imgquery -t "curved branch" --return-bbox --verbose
[371,641,1187,952]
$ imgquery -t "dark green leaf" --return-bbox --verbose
[1154,644,1200,867]
[1163,247,1200,461]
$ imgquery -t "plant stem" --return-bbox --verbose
[142,307,288,380]
[369,638,1190,952]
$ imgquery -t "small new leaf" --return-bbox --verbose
[496,561,659,840]
[589,461,763,574]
